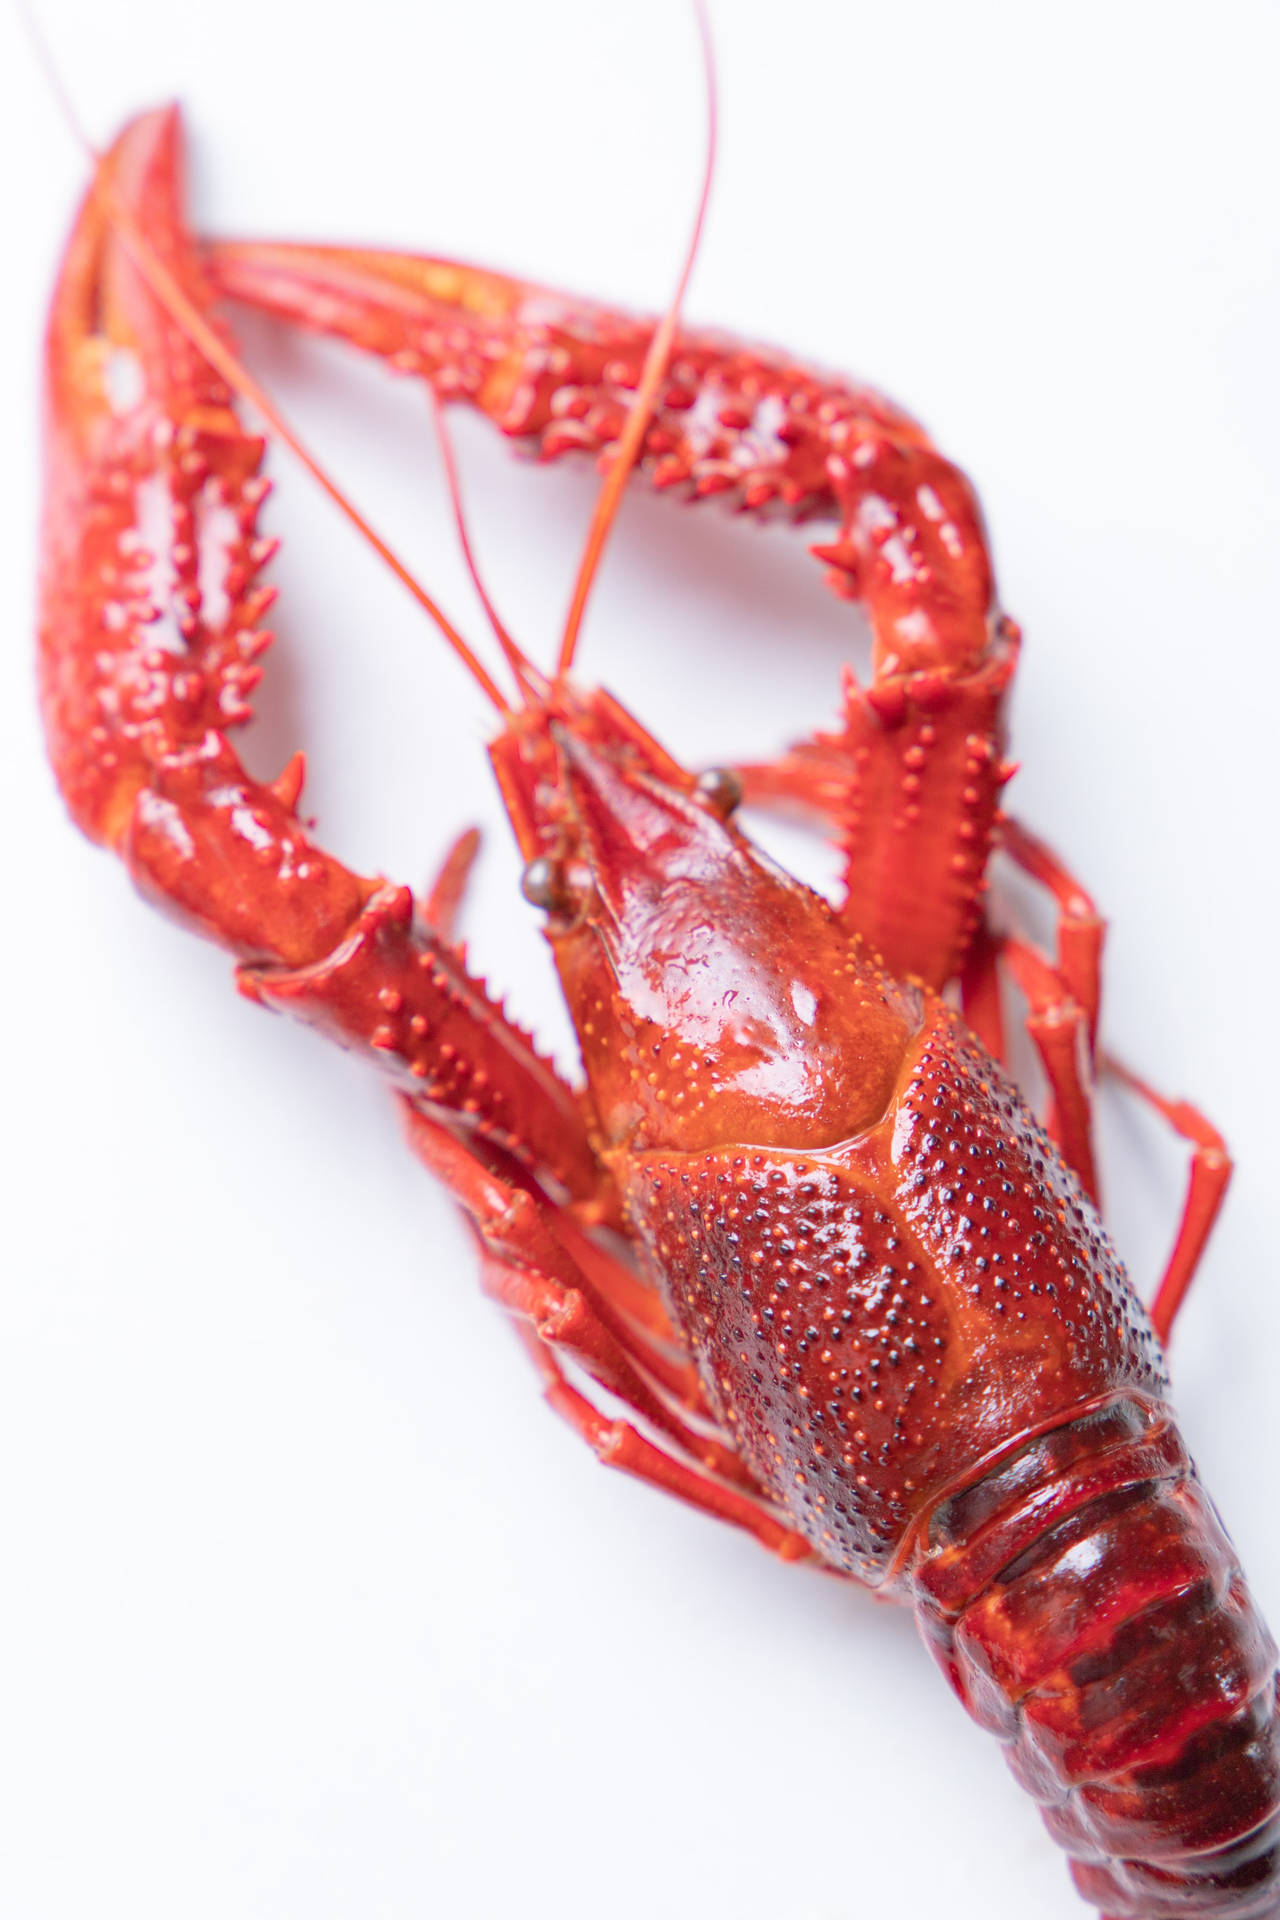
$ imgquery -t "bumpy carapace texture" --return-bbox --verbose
[38,107,1278,1920]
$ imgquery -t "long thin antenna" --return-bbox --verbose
[555,0,718,679]
[427,385,547,702]
[22,4,509,715]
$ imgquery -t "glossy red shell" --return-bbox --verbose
[620,1000,1166,1579]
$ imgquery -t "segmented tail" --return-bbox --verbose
[913,1397,1280,1919]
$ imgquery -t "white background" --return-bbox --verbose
[2,3,1279,1917]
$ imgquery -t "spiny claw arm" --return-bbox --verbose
[739,623,1020,987]
[39,110,600,1206]
[204,239,995,669]
[42,110,286,863]
[204,238,1014,990]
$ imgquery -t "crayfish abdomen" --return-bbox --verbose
[919,1402,1280,1917]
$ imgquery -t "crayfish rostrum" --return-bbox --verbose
[29,30,1280,1920]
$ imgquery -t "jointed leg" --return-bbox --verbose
[1000,817,1105,1047]
[519,1331,812,1565]
[1001,935,1099,1203]
[993,824,1229,1343]
[959,919,1007,1064]
[404,1103,703,1400]
[1105,1059,1233,1345]
[406,1111,753,1487]
[403,1107,815,1565]
[980,817,1109,1199]
[478,1248,746,1484]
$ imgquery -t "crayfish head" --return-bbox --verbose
[490,686,923,1159]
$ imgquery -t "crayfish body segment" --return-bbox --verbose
[37,104,1280,1920]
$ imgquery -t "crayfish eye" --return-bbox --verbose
[520,856,567,910]
[694,766,743,818]
[520,855,596,927]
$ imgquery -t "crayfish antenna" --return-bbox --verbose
[555,0,718,680]
[427,384,548,703]
[26,1,512,716]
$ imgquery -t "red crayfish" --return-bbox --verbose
[33,35,1280,1920]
